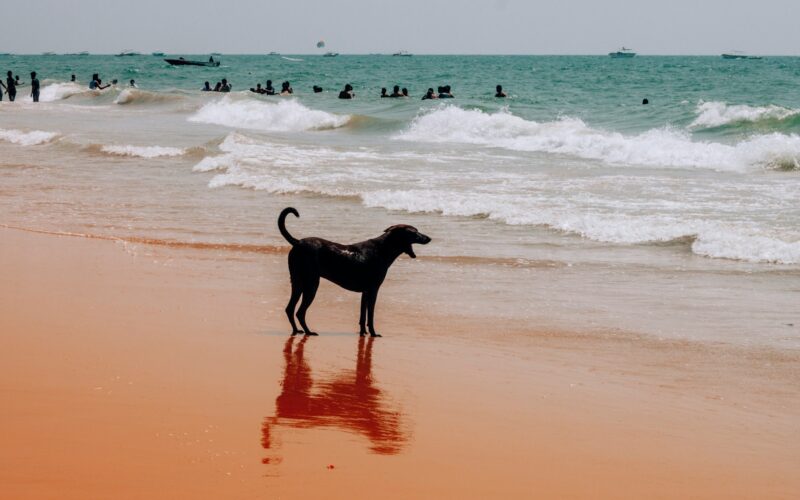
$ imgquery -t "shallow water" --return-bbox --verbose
[1,54,798,348]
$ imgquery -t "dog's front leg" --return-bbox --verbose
[359,292,369,336]
[366,288,381,337]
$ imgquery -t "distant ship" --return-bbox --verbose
[721,51,762,60]
[42,51,56,56]
[211,52,222,56]
[116,50,141,57]
[152,52,165,57]
[609,47,636,58]
[323,52,339,57]
[392,50,413,57]
[66,51,90,56]
[268,51,280,56]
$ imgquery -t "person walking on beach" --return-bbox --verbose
[30,72,40,102]
[5,71,17,101]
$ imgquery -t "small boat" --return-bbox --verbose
[211,52,222,56]
[116,50,141,57]
[151,52,165,57]
[268,51,280,56]
[323,52,339,57]
[609,47,636,58]
[392,50,413,57]
[164,57,220,67]
[42,51,56,56]
[722,51,762,60]
[65,51,89,56]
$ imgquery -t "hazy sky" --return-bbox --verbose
[3,0,799,55]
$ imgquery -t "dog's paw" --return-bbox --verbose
[304,331,319,337]
[291,330,303,336]
[369,333,382,338]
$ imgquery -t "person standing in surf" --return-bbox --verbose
[5,71,16,101]
[30,72,40,102]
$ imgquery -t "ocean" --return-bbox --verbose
[1,54,798,348]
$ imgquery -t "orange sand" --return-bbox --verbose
[1,227,798,499]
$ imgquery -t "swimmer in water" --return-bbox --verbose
[71,74,76,82]
[401,87,409,97]
[439,85,454,98]
[265,80,276,95]
[89,73,110,90]
[642,98,649,105]
[422,88,437,100]
[495,85,507,98]
[30,72,40,102]
[250,83,264,94]
[129,79,137,88]
[390,85,402,97]
[280,81,293,95]
[338,83,354,99]
[202,81,211,91]
[313,85,323,93]
[380,87,388,98]
[220,78,231,92]
[213,82,222,92]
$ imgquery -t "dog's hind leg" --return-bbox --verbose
[286,280,303,336]
[296,276,319,336]
[359,293,369,337]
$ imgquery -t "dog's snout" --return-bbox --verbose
[418,234,432,244]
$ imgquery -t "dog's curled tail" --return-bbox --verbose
[278,207,300,246]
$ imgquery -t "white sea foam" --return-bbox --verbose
[36,82,88,102]
[0,128,59,146]
[188,96,350,132]
[395,106,800,171]
[100,144,186,158]
[361,189,800,264]
[691,101,800,128]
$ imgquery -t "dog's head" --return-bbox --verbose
[384,225,431,259]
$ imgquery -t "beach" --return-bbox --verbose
[1,54,799,498]
[1,227,799,499]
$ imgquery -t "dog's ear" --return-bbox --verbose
[384,225,400,233]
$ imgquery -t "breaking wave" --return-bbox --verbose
[691,101,800,129]
[395,106,800,171]
[0,128,60,146]
[188,96,351,132]
[94,144,187,158]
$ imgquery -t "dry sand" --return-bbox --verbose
[1,227,798,499]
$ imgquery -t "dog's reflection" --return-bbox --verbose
[262,336,407,459]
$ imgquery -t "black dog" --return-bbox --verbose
[278,207,431,337]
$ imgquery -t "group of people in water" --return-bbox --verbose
[2,67,512,103]
[0,71,39,102]
[1,65,526,106]
[246,80,295,95]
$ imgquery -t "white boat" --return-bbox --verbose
[268,51,280,56]
[722,51,762,60]
[323,52,339,57]
[608,47,636,58]
[116,50,141,57]
[392,50,413,57]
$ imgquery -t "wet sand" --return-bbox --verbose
[1,227,798,499]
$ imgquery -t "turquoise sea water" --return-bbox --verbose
[4,54,800,133]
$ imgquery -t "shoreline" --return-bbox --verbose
[2,226,798,499]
